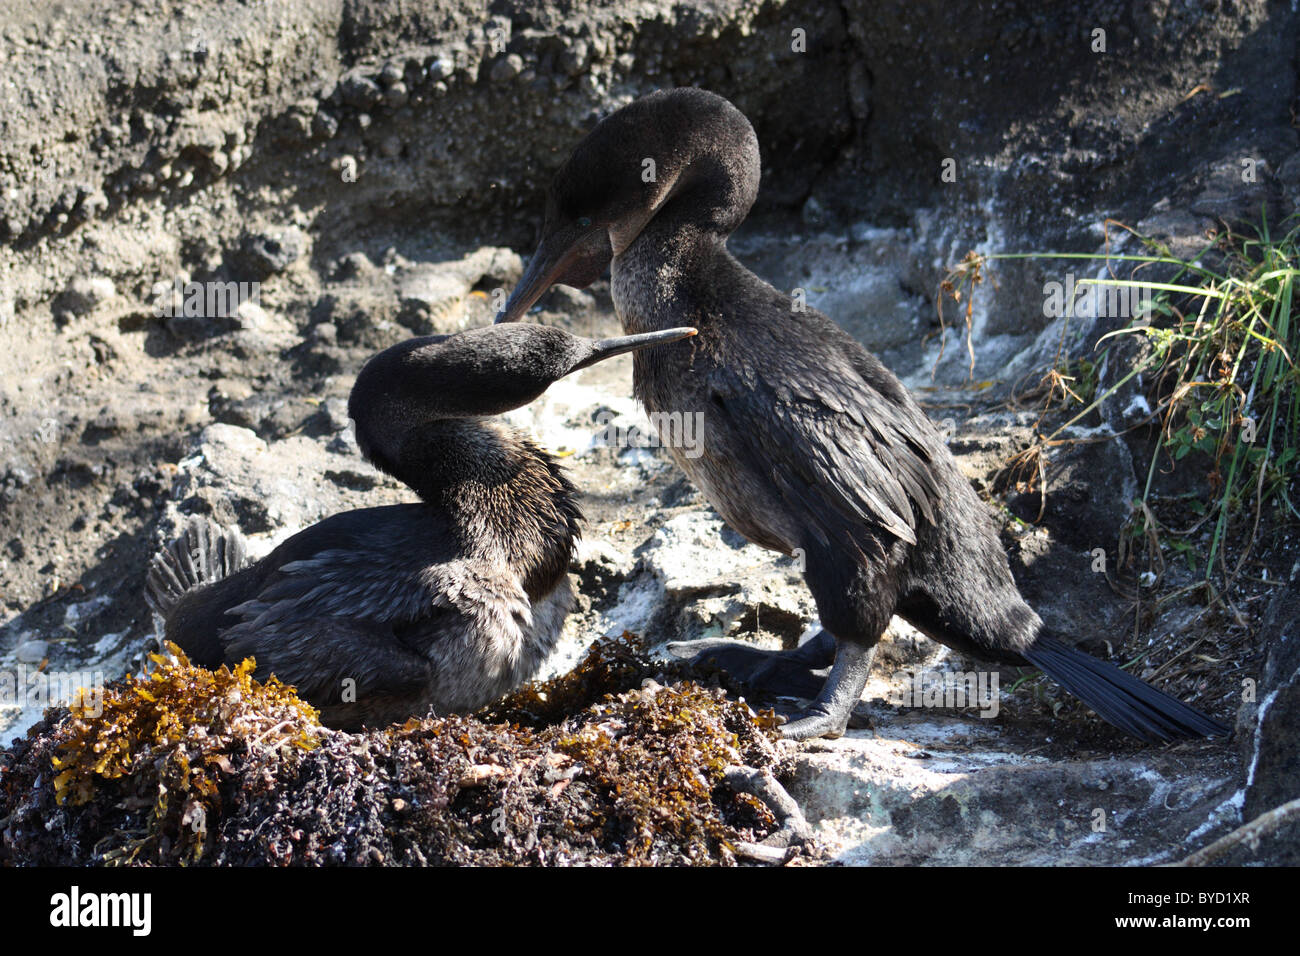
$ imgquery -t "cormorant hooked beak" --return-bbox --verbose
[496,225,613,324]
[569,327,697,372]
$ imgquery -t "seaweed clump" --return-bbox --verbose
[482,631,663,726]
[3,643,321,864]
[551,679,782,863]
[1,636,798,866]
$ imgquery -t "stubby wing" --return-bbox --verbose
[216,507,532,707]
[706,335,942,553]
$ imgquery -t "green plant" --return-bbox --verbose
[942,212,1299,597]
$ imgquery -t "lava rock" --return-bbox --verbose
[339,71,382,110]
[59,276,115,316]
[490,54,524,84]
[14,639,48,663]
[228,226,308,281]
[1240,576,1300,823]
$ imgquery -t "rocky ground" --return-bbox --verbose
[1,0,1297,865]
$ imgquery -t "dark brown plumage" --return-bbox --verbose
[146,323,695,729]
[498,87,1229,743]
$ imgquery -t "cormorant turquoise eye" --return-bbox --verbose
[577,216,592,228]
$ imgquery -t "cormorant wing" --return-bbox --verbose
[218,505,531,705]
[705,326,942,552]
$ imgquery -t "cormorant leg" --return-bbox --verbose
[779,639,877,740]
[672,629,837,699]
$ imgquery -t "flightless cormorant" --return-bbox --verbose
[146,322,696,729]
[497,87,1228,743]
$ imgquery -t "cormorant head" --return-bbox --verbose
[496,87,759,324]
[349,323,695,474]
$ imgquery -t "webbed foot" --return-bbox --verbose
[669,629,836,699]
[777,639,878,741]
[776,700,875,739]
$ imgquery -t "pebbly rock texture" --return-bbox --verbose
[785,732,1238,866]
[1,0,1296,866]
[617,509,815,647]
[155,422,408,542]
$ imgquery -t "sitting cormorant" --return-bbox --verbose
[496,87,1229,743]
[145,322,696,729]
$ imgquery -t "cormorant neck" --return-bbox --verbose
[610,123,758,334]
[611,213,730,336]
[389,419,581,597]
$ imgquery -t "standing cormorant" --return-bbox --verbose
[496,87,1229,743]
[145,322,696,729]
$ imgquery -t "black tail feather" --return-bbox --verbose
[144,517,248,620]
[1023,635,1230,743]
